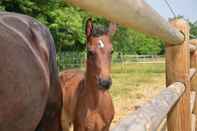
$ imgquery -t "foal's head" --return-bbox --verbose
[85,18,116,90]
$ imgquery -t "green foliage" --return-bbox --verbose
[0,2,5,11]
[0,1,196,55]
[0,0,88,52]
[190,21,197,38]
[112,26,164,55]
[48,6,87,52]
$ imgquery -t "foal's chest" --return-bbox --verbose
[76,97,114,131]
[82,109,112,131]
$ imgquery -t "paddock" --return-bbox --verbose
[65,0,197,131]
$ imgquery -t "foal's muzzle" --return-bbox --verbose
[98,77,112,90]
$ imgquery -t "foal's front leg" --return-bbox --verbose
[74,125,88,131]
[61,108,71,131]
[103,126,110,131]
[103,117,114,131]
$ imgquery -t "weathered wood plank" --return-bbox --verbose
[192,114,196,131]
[190,44,197,53]
[65,0,184,44]
[190,39,197,131]
[190,39,197,45]
[165,19,191,131]
[190,68,197,81]
[191,92,196,113]
[158,119,167,131]
[111,82,185,131]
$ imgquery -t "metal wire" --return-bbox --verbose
[164,0,177,18]
[163,0,197,39]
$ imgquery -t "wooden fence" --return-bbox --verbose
[65,0,197,131]
[57,53,164,70]
[110,20,197,131]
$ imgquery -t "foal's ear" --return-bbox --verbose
[85,18,93,38]
[108,22,117,36]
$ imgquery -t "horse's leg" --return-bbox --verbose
[35,102,62,131]
[73,121,86,131]
[61,108,71,131]
[104,126,110,131]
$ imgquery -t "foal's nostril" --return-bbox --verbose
[99,78,112,89]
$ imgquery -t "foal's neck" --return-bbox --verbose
[85,63,99,92]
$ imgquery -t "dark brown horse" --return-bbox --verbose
[59,18,116,131]
[0,12,62,131]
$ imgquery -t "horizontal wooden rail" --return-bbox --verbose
[66,0,184,44]
[111,82,185,131]
[190,39,197,45]
[190,44,197,53]
[158,119,167,131]
[190,68,197,80]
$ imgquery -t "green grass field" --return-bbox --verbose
[110,63,165,126]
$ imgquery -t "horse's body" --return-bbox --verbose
[0,12,62,131]
[60,19,116,131]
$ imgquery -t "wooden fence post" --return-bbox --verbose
[190,39,197,131]
[166,19,191,131]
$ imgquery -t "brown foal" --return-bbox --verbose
[59,18,116,131]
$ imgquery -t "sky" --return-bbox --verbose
[145,0,197,22]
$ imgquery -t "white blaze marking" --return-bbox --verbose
[98,40,104,48]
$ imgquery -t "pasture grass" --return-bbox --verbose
[110,63,165,126]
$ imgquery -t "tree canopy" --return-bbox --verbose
[0,0,196,55]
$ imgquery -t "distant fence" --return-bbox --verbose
[57,52,86,70]
[115,54,164,64]
[57,52,164,70]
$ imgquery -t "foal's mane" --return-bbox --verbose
[91,25,109,37]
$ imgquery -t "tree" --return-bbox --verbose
[190,21,197,38]
[0,0,167,55]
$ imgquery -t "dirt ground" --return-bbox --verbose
[110,63,165,127]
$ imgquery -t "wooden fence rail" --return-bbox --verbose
[111,82,185,131]
[65,0,184,44]
[190,68,197,80]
